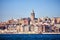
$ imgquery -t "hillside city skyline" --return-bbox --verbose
[0,10,60,22]
[0,10,60,34]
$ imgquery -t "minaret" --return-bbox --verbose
[30,10,35,21]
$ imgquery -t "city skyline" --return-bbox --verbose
[0,0,60,22]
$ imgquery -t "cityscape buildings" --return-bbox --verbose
[0,10,60,34]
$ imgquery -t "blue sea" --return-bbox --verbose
[0,34,60,40]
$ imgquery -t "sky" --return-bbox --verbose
[0,0,60,22]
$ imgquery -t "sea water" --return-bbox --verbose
[0,34,60,40]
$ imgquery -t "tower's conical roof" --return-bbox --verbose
[32,10,34,13]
